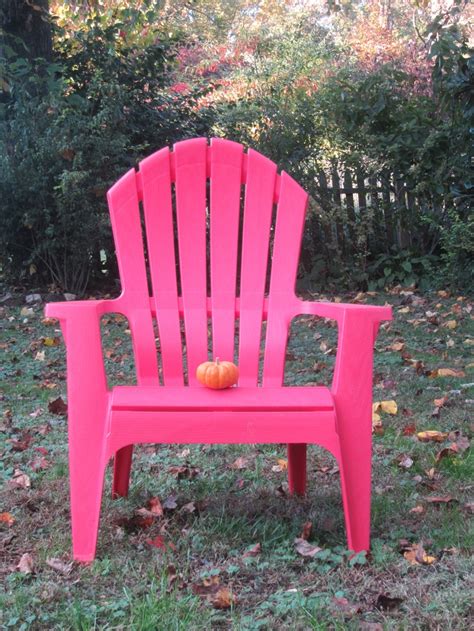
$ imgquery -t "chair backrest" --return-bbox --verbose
[107,138,308,388]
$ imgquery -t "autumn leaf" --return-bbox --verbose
[417,430,447,443]
[397,455,413,469]
[148,497,164,517]
[331,596,361,616]
[433,395,448,408]
[376,594,404,611]
[230,456,248,470]
[435,445,459,462]
[42,336,60,347]
[373,400,398,415]
[443,320,457,330]
[425,495,455,505]
[212,587,236,609]
[192,575,220,595]
[0,512,15,527]
[431,368,466,378]
[294,538,323,557]
[387,341,405,352]
[46,557,73,575]
[48,397,68,415]
[403,542,436,565]
[242,542,261,558]
[146,535,167,550]
[300,521,312,541]
[162,495,178,510]
[11,469,31,489]
[17,553,34,574]
[168,465,200,480]
[136,497,163,520]
[272,458,288,472]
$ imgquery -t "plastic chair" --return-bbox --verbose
[45,138,392,562]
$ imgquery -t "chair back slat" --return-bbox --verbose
[174,138,209,385]
[140,148,184,385]
[209,138,243,361]
[111,139,308,389]
[238,149,277,386]
[263,172,308,386]
[107,170,159,385]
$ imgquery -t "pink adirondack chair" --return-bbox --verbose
[45,138,392,562]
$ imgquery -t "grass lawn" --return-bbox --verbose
[0,288,473,630]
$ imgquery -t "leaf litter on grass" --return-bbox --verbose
[1,290,473,629]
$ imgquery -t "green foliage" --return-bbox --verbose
[0,0,472,292]
[0,5,212,293]
[367,249,437,290]
[210,1,473,290]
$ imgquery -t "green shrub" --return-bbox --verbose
[0,9,213,293]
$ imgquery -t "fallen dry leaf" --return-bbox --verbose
[146,535,166,550]
[168,465,200,480]
[0,512,15,527]
[387,341,405,352]
[331,596,361,616]
[433,368,466,378]
[230,456,248,470]
[397,455,414,469]
[294,538,323,557]
[433,395,448,408]
[48,397,68,415]
[435,445,459,462]
[11,469,31,489]
[212,587,236,610]
[181,501,196,513]
[373,400,398,415]
[417,430,448,443]
[447,433,470,452]
[403,542,436,565]
[42,336,60,347]
[300,521,312,541]
[372,412,382,431]
[376,594,404,611]
[443,320,457,330]
[425,495,455,504]
[148,497,163,517]
[409,505,425,515]
[46,557,73,575]
[192,575,220,596]
[272,458,288,472]
[242,542,261,558]
[17,553,34,574]
[162,495,178,510]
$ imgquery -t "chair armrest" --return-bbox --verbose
[293,298,392,404]
[44,299,119,399]
[45,297,125,322]
[294,298,392,325]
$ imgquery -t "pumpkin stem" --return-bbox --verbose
[215,357,220,365]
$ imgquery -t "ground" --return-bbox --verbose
[0,288,472,630]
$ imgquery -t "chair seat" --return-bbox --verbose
[111,385,334,413]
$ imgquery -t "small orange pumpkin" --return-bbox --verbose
[196,358,239,389]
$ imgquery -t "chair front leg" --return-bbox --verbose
[51,306,110,562]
